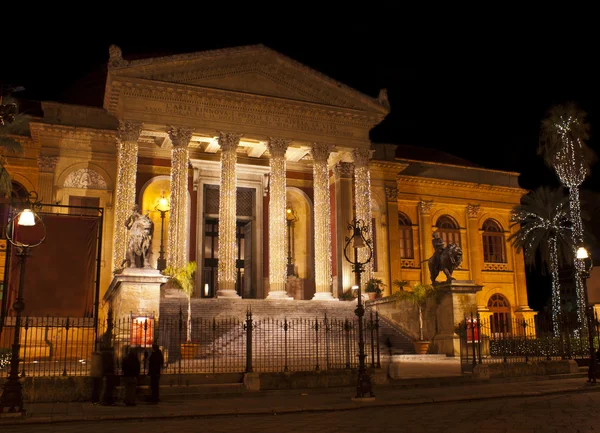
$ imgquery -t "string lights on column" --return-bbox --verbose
[353,148,374,284]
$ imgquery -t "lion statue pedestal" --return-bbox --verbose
[432,280,482,357]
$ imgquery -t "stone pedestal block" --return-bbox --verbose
[432,280,482,356]
[104,268,168,321]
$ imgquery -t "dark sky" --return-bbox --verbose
[2,9,598,311]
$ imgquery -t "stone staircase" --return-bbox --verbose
[373,312,416,355]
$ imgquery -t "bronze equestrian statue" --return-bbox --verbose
[425,232,463,284]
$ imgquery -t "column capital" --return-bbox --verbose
[117,120,143,143]
[37,156,59,173]
[333,162,354,180]
[168,126,193,148]
[466,204,481,219]
[352,148,373,168]
[385,186,398,201]
[267,138,291,159]
[218,131,243,152]
[310,142,334,163]
[418,199,434,215]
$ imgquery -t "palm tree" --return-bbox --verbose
[392,280,438,342]
[164,261,197,342]
[508,187,573,336]
[538,103,596,325]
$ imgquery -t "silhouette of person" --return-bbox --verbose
[148,344,164,404]
[121,347,141,406]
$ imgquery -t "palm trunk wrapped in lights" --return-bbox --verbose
[311,142,334,300]
[167,127,192,270]
[216,132,242,298]
[112,121,141,271]
[266,138,292,299]
[353,148,374,285]
[539,103,595,329]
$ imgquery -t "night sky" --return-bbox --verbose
[1,10,598,311]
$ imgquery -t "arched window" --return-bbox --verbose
[436,215,461,247]
[398,212,414,259]
[488,293,511,336]
[482,219,506,263]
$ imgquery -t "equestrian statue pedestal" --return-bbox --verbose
[104,268,168,322]
[432,280,482,356]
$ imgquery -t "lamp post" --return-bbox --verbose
[155,194,169,272]
[286,206,298,277]
[0,191,45,414]
[576,246,596,384]
[343,218,374,400]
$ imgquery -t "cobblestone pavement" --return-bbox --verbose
[3,390,600,433]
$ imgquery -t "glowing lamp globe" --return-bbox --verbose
[577,247,589,260]
[18,209,36,226]
[158,197,169,211]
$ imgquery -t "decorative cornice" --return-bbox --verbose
[333,161,354,180]
[418,200,434,215]
[167,126,193,148]
[37,156,59,173]
[385,187,398,201]
[466,204,481,219]
[117,120,142,143]
[352,148,372,169]
[218,131,243,152]
[267,138,291,159]
[310,142,334,163]
[398,175,527,196]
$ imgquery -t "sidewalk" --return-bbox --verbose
[1,373,598,425]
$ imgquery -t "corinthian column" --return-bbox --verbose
[311,142,335,300]
[216,132,242,299]
[167,127,193,270]
[418,200,434,284]
[37,156,59,204]
[352,148,374,284]
[113,120,142,271]
[266,138,293,300]
[466,204,483,285]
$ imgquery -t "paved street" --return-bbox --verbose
[3,389,600,433]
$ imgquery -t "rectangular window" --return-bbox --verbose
[398,227,414,259]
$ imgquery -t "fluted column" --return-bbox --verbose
[466,204,483,285]
[113,120,142,272]
[37,156,59,203]
[311,143,335,300]
[333,162,355,295]
[266,138,293,300]
[353,148,374,285]
[167,127,193,270]
[216,132,242,298]
[418,200,434,284]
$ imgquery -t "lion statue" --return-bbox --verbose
[428,243,463,284]
[122,205,154,269]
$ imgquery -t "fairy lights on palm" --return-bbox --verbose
[539,103,595,328]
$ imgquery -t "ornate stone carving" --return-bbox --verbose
[167,126,193,147]
[484,263,509,271]
[378,88,390,109]
[352,148,372,168]
[117,120,142,143]
[310,142,334,163]
[267,138,291,158]
[108,44,128,68]
[64,168,108,190]
[385,187,398,201]
[333,162,354,180]
[122,204,154,269]
[37,156,59,173]
[418,200,434,215]
[466,204,481,219]
[217,131,243,152]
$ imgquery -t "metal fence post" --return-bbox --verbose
[21,318,29,377]
[375,312,381,369]
[245,309,253,373]
[63,317,70,376]
[314,317,320,371]
[284,317,289,372]
[344,319,351,369]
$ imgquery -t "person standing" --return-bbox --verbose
[90,350,103,405]
[121,347,141,406]
[148,344,164,404]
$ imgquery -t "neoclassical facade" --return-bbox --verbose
[0,44,534,328]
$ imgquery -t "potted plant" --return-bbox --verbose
[365,278,386,300]
[392,280,438,354]
[163,262,197,358]
[339,289,355,301]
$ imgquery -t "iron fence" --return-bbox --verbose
[0,311,381,377]
[459,312,599,372]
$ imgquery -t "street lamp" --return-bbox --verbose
[343,218,374,400]
[286,206,298,277]
[0,190,46,414]
[155,194,169,272]
[576,246,595,384]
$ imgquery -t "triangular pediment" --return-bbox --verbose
[108,45,388,113]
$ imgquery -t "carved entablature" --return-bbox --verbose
[385,187,398,201]
[418,200,434,215]
[37,156,59,173]
[63,168,108,190]
[466,204,481,219]
[333,162,354,180]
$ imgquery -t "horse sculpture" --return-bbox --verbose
[427,243,463,284]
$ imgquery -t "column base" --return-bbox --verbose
[216,289,242,299]
[266,290,294,300]
[312,292,338,301]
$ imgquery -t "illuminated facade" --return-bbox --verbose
[0,44,534,327]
